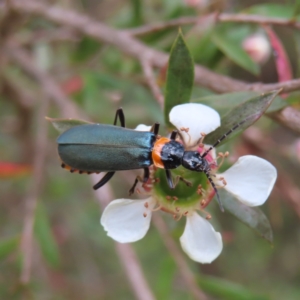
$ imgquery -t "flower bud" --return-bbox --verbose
[242,34,271,64]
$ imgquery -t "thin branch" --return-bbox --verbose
[115,243,156,300]
[1,70,35,109]
[4,42,80,118]
[20,95,49,284]
[6,0,300,95]
[219,13,300,29]
[268,106,300,134]
[152,214,208,300]
[3,38,155,298]
[124,13,300,36]
[91,176,156,300]
[19,28,79,45]
[140,58,164,109]
[6,0,300,135]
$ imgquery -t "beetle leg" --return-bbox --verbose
[174,176,192,187]
[113,108,126,127]
[165,169,192,189]
[165,169,174,189]
[129,168,149,195]
[150,123,160,136]
[170,130,178,140]
[143,167,150,182]
[93,172,115,190]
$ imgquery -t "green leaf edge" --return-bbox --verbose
[204,90,279,146]
[164,29,194,128]
[46,117,92,134]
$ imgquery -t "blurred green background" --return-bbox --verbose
[1,0,300,299]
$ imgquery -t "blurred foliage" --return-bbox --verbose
[1,0,300,300]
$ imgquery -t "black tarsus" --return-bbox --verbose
[93,171,115,190]
[202,119,247,158]
[114,107,125,127]
[151,123,160,136]
[170,130,178,140]
[129,168,150,195]
[165,169,174,189]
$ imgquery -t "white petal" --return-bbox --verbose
[169,103,220,147]
[180,213,223,264]
[220,155,277,206]
[100,198,155,243]
[135,124,152,131]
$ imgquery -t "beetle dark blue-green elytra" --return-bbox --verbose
[56,108,246,211]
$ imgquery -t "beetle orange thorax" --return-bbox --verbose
[152,137,185,169]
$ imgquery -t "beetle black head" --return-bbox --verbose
[182,151,211,172]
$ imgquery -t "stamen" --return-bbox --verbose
[218,176,227,186]
[197,184,206,196]
[215,151,230,170]
[205,214,212,220]
[144,202,149,208]
[173,213,183,221]
[166,196,171,200]
[180,127,191,145]
[152,205,162,212]
[200,199,206,207]
[143,212,147,217]
[172,196,178,201]
[199,132,206,147]
[199,207,212,219]
[180,127,189,133]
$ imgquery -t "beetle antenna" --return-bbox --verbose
[202,119,247,158]
[205,170,224,212]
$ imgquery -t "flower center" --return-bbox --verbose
[152,167,214,217]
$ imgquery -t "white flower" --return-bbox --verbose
[100,103,277,264]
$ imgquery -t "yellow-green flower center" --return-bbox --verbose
[152,167,214,216]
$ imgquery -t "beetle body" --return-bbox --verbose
[58,123,186,173]
[56,108,246,211]
[58,124,156,172]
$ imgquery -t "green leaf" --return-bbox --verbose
[72,36,101,62]
[164,30,194,128]
[205,90,279,146]
[0,236,19,261]
[220,189,273,243]
[212,30,260,75]
[266,95,288,113]
[193,91,287,115]
[245,4,295,19]
[155,256,176,299]
[46,117,92,134]
[293,0,300,18]
[34,203,60,268]
[185,15,218,65]
[198,274,269,300]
